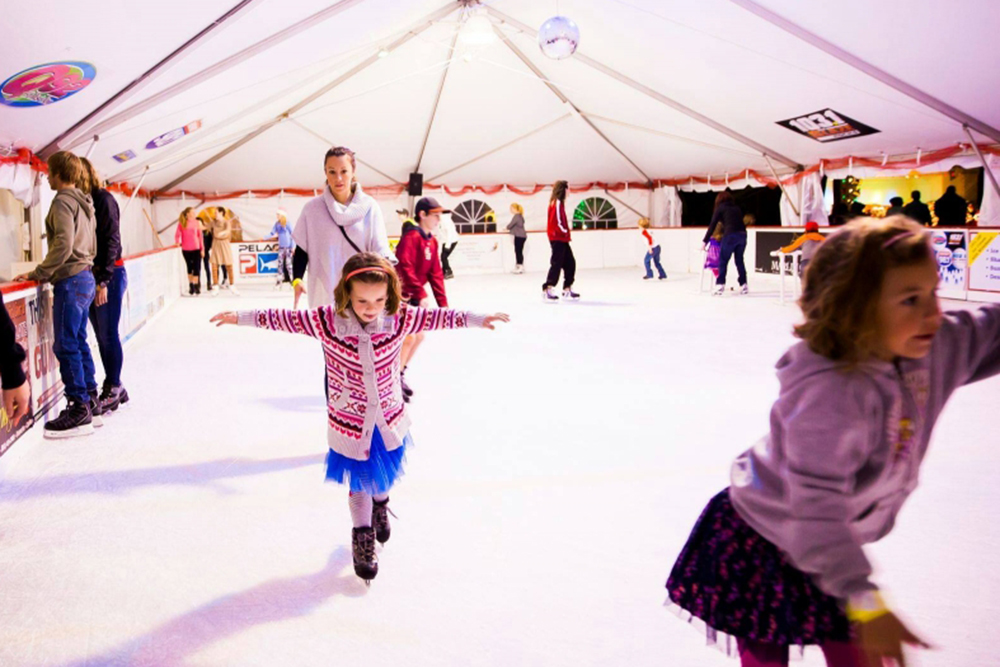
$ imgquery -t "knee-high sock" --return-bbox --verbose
[348,492,373,528]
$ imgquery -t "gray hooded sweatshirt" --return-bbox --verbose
[29,188,96,284]
[729,303,1000,600]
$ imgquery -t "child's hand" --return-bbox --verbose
[854,612,931,667]
[210,312,238,327]
[483,313,510,330]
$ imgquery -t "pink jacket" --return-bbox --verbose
[175,221,203,251]
[237,304,487,460]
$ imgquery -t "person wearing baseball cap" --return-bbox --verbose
[394,197,450,402]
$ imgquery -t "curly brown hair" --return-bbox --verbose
[333,253,403,317]
[794,215,932,364]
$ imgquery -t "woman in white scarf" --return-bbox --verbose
[292,146,393,308]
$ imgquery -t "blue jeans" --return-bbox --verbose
[89,266,128,387]
[644,245,667,278]
[717,232,747,286]
[53,271,97,401]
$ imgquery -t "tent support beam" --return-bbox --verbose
[486,6,802,170]
[427,114,572,182]
[64,0,375,151]
[291,119,403,185]
[491,24,652,182]
[765,155,800,219]
[414,29,461,173]
[964,126,1000,201]
[40,0,268,157]
[154,2,459,194]
[731,0,1000,145]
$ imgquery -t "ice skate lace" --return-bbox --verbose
[354,530,377,563]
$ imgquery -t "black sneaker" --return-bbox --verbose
[352,527,378,583]
[89,391,104,428]
[372,498,393,544]
[44,398,94,439]
[98,383,129,413]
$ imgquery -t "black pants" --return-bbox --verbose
[441,242,457,274]
[202,233,213,288]
[543,241,575,290]
[513,236,526,265]
[182,250,201,276]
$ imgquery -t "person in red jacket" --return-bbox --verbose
[542,180,579,301]
[395,197,449,402]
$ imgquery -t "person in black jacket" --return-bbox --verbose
[703,191,748,295]
[933,186,968,226]
[1,295,30,423]
[903,191,932,225]
[80,159,129,413]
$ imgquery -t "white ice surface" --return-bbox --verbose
[0,270,997,667]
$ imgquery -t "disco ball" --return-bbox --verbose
[538,16,579,60]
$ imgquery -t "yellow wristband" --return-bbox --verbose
[292,279,302,288]
[846,591,889,624]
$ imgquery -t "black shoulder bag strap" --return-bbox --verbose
[338,224,363,254]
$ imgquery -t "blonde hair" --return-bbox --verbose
[743,213,756,227]
[178,207,195,229]
[637,217,650,229]
[333,253,403,317]
[47,151,83,188]
[711,224,724,241]
[794,216,932,364]
[78,157,101,192]
[510,203,524,214]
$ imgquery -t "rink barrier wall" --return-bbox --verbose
[0,246,183,459]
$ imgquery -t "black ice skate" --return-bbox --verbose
[372,497,394,544]
[400,371,414,398]
[98,383,130,414]
[352,527,378,583]
[562,288,580,300]
[43,398,94,439]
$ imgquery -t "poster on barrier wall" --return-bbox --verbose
[930,229,967,298]
[0,293,33,457]
[969,231,1000,292]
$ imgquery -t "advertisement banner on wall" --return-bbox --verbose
[447,236,504,274]
[968,231,1000,293]
[754,231,798,274]
[237,241,281,280]
[0,294,34,457]
[930,229,967,294]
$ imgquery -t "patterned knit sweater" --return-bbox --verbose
[237,304,487,460]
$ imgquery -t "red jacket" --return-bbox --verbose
[394,227,448,307]
[547,200,571,242]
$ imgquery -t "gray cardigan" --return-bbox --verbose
[506,214,526,238]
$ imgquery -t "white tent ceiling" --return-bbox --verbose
[2,0,997,195]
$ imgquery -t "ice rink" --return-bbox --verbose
[1,269,997,666]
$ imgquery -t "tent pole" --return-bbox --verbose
[486,7,801,169]
[41,0,268,157]
[122,167,150,217]
[963,126,1000,201]
[290,119,403,185]
[155,2,460,194]
[64,0,378,150]
[428,114,572,182]
[414,29,461,173]
[731,0,1000,145]
[603,189,645,218]
[491,25,651,181]
[764,155,800,219]
[83,136,99,160]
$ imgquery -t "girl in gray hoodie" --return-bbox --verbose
[666,216,1000,667]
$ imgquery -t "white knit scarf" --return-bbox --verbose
[323,183,373,227]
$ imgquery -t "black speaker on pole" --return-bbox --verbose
[407,172,423,197]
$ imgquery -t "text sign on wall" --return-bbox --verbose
[777,109,879,143]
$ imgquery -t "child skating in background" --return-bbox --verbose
[211,253,509,583]
[667,216,1000,666]
[637,217,667,280]
[780,220,826,276]
[704,223,723,278]
[268,208,295,289]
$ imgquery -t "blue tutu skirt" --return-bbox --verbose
[325,426,411,495]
